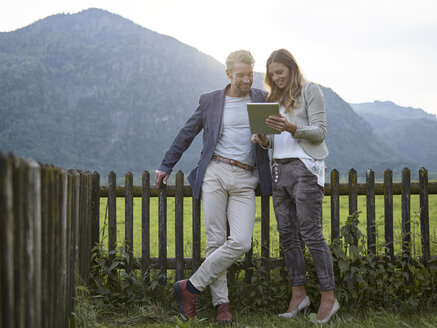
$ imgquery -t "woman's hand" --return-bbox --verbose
[266,115,296,135]
[251,134,269,147]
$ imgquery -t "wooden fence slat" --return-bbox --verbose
[91,172,100,250]
[28,159,41,328]
[330,169,340,241]
[384,169,394,261]
[13,159,26,328]
[261,195,270,281]
[158,184,168,285]
[108,172,117,258]
[348,169,358,246]
[401,168,411,261]
[66,171,75,322]
[192,197,201,273]
[23,159,40,328]
[53,168,60,328]
[39,166,49,328]
[366,170,376,255]
[419,168,430,264]
[59,170,68,327]
[0,153,15,328]
[125,172,134,273]
[79,172,92,283]
[142,171,150,282]
[175,171,184,281]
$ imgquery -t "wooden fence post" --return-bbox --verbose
[261,195,270,281]
[330,169,340,241]
[419,168,430,265]
[384,169,394,261]
[401,168,411,261]
[28,159,41,328]
[108,172,117,259]
[348,169,358,246]
[366,169,376,255]
[175,171,184,281]
[158,184,167,285]
[91,172,100,249]
[0,153,15,328]
[125,172,134,273]
[192,197,201,273]
[141,171,150,282]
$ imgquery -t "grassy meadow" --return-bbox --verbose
[98,194,437,259]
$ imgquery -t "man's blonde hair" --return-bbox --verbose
[226,50,255,72]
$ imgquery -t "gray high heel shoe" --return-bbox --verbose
[317,298,340,324]
[278,296,311,318]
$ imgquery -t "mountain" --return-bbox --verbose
[350,101,437,172]
[351,101,436,131]
[0,9,424,181]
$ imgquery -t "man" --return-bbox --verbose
[155,50,271,324]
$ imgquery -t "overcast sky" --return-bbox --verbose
[1,0,437,115]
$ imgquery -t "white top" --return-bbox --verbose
[214,95,254,166]
[273,105,325,186]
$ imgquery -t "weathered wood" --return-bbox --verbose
[22,160,35,328]
[366,170,376,255]
[13,159,26,328]
[261,195,270,281]
[348,169,358,246]
[158,184,167,285]
[192,197,201,273]
[29,159,41,328]
[348,169,358,214]
[419,168,430,264]
[53,168,61,328]
[141,171,151,282]
[91,172,100,249]
[99,180,437,197]
[79,172,92,283]
[66,171,75,322]
[384,169,394,261]
[39,166,49,328]
[401,168,411,260]
[108,171,117,257]
[0,153,15,328]
[125,172,134,272]
[330,169,340,241]
[175,171,184,281]
[59,170,68,327]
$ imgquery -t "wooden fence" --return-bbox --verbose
[0,152,98,328]
[1,151,436,327]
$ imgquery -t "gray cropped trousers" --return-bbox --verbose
[272,158,335,291]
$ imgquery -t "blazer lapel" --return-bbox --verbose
[212,87,226,145]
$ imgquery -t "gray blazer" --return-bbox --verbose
[269,81,329,160]
[157,85,272,199]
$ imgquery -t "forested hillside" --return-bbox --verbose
[0,8,426,181]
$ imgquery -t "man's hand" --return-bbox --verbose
[251,134,269,147]
[155,170,170,188]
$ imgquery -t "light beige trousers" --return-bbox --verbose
[190,161,259,306]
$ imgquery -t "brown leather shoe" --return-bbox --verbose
[174,280,198,319]
[216,302,234,324]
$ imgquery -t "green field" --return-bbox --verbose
[98,194,437,259]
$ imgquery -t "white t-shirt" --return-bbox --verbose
[273,105,325,186]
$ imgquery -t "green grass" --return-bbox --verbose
[73,298,437,327]
[98,195,437,259]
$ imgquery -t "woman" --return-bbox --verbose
[252,49,339,324]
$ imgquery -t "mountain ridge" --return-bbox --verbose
[0,8,431,181]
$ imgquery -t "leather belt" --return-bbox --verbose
[211,155,254,171]
[274,158,299,164]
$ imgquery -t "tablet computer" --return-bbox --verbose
[247,102,281,134]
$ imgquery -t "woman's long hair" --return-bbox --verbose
[264,49,304,112]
